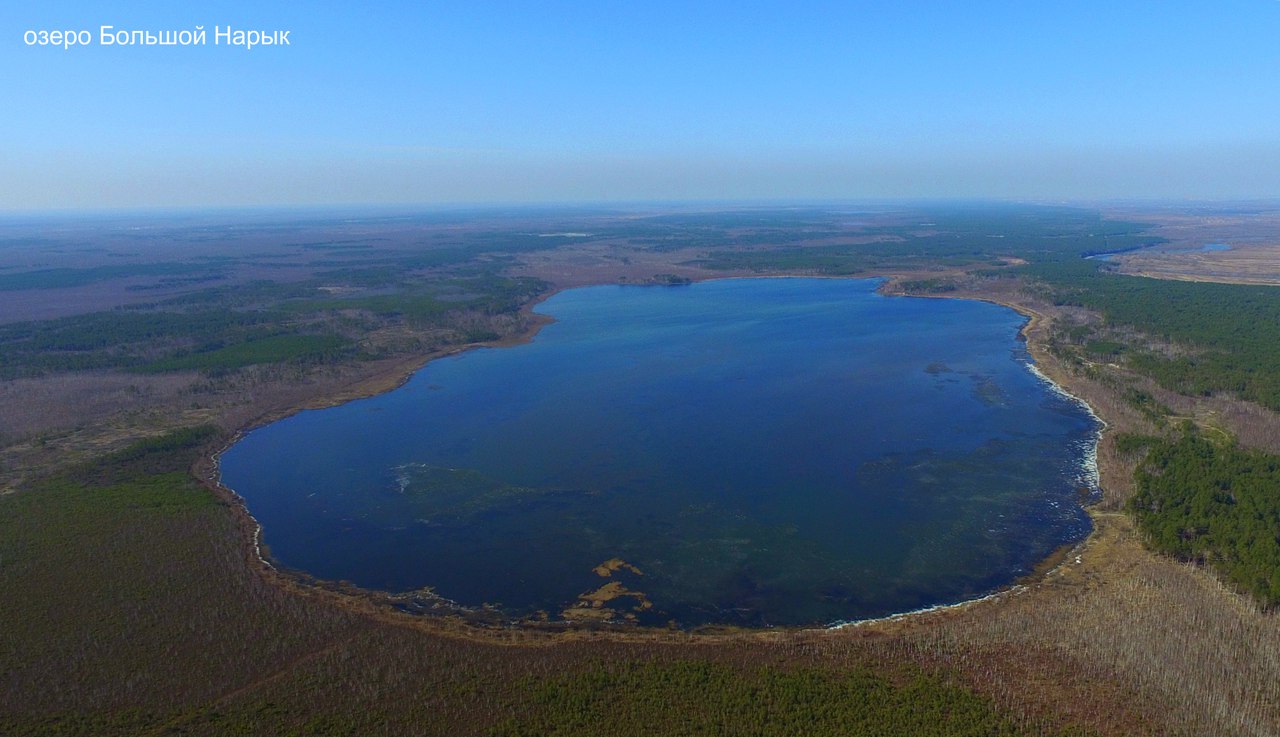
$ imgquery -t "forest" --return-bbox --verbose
[666,206,1280,615]
[1027,259,1280,412]
[695,206,1157,274]
[0,426,1094,737]
[0,270,545,378]
[6,204,1280,736]
[1128,429,1280,608]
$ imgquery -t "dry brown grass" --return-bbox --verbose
[1118,243,1280,286]
[884,278,1280,737]
[0,372,199,444]
[7,264,1280,735]
[1099,205,1280,286]
[880,511,1280,736]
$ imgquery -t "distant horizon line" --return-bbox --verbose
[3,196,1280,221]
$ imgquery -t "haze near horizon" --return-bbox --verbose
[4,1,1280,209]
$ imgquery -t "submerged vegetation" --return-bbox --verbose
[6,204,1280,735]
[0,426,1096,736]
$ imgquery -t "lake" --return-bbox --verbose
[219,278,1098,627]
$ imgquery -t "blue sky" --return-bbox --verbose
[3,1,1280,209]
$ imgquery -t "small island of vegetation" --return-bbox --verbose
[5,203,1280,735]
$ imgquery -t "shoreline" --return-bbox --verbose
[825,280,1109,632]
[202,272,1119,640]
[196,287,571,632]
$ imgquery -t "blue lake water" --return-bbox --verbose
[220,278,1098,627]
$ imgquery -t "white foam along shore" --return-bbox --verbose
[1022,360,1106,493]
[825,583,1031,630]
[207,430,276,572]
[211,278,1109,632]
[825,357,1104,632]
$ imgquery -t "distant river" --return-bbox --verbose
[220,278,1098,627]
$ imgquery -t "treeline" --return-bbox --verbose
[696,206,1157,274]
[1,423,1103,736]
[1023,257,1280,608]
[60,424,220,487]
[1128,429,1280,608]
[0,272,546,379]
[0,308,356,377]
[1029,260,1280,411]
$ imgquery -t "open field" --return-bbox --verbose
[5,204,1280,735]
[1100,204,1280,285]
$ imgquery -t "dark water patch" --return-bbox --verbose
[221,278,1098,627]
[968,374,1008,406]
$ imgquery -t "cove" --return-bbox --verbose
[219,278,1098,627]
